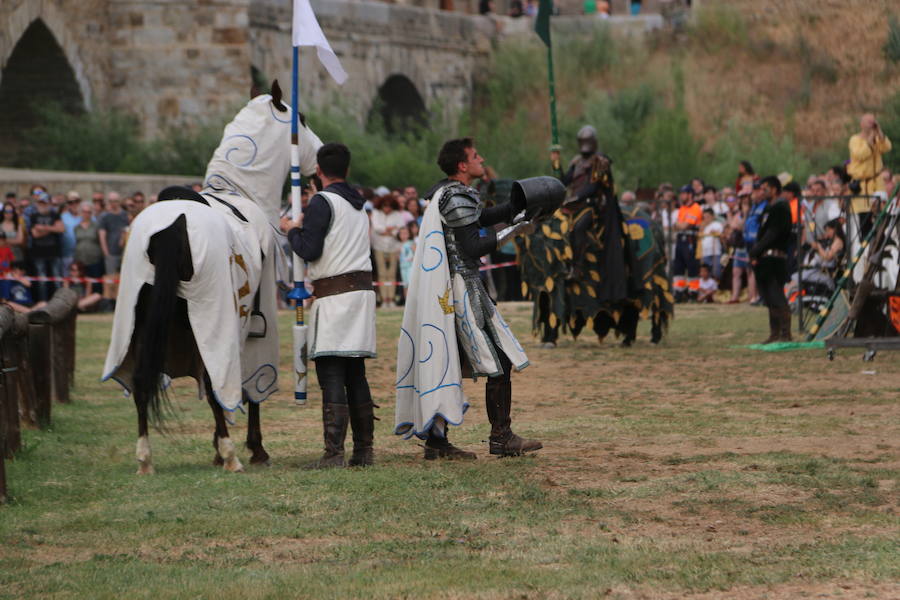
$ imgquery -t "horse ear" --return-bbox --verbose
[270,79,287,112]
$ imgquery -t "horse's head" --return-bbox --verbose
[203,80,323,226]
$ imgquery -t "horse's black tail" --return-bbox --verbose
[133,215,193,428]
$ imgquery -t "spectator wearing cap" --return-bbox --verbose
[61,191,82,274]
[29,192,65,302]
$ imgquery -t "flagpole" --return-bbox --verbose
[546,41,562,178]
[288,43,311,406]
[535,0,562,178]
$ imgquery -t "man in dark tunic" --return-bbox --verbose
[749,175,793,343]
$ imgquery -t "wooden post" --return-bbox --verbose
[13,313,37,429]
[0,436,6,504]
[0,307,19,458]
[28,323,51,428]
[28,288,78,406]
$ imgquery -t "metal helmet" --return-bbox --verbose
[577,125,598,155]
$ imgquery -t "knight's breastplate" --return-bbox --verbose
[566,157,594,202]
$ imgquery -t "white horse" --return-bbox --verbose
[103,83,322,474]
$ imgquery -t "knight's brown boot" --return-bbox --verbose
[424,433,477,460]
[486,379,542,457]
[347,378,376,467]
[305,402,348,469]
[778,307,794,342]
[760,307,779,344]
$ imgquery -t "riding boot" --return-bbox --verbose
[486,379,542,457]
[424,430,477,460]
[306,402,348,469]
[347,393,376,467]
[760,307,780,345]
[778,307,794,342]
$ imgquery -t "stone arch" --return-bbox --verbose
[0,0,93,109]
[371,74,428,135]
[0,18,86,165]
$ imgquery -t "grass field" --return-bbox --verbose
[1,303,898,599]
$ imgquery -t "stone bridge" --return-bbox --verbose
[0,0,493,165]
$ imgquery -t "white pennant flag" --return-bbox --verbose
[292,0,348,85]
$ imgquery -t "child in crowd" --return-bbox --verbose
[0,261,42,313]
[699,208,724,279]
[63,261,104,312]
[398,224,416,300]
[697,263,718,303]
[0,236,14,274]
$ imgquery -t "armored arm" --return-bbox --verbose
[440,185,497,259]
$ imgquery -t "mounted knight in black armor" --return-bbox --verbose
[517,125,673,347]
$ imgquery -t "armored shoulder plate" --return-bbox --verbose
[438,183,482,228]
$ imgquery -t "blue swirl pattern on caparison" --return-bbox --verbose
[422,230,445,272]
[223,134,258,167]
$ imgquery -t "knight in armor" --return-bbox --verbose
[560,125,616,281]
[280,143,378,468]
[398,138,546,460]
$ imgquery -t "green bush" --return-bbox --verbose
[687,4,748,52]
[879,91,900,173]
[885,15,900,63]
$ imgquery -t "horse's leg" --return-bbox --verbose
[134,387,154,475]
[204,372,244,473]
[246,394,270,466]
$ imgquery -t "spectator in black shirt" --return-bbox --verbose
[29,194,65,302]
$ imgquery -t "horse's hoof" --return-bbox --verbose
[212,455,225,466]
[223,458,245,473]
[136,464,155,475]
[249,450,271,466]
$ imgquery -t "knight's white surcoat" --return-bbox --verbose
[308,191,376,359]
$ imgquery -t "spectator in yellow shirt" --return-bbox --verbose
[848,113,892,204]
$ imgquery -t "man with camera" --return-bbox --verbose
[848,114,892,234]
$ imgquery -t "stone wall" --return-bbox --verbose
[0,167,201,200]
[248,0,493,126]
[0,0,252,141]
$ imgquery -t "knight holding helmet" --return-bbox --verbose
[395,137,564,460]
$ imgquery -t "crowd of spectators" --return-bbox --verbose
[0,186,158,313]
[632,157,898,305]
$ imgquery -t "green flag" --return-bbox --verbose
[535,0,552,46]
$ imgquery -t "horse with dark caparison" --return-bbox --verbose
[103,81,322,474]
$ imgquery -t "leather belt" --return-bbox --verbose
[313,270,374,299]
[762,249,787,258]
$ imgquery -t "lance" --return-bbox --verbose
[535,0,562,178]
[287,44,311,405]
[289,0,348,405]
